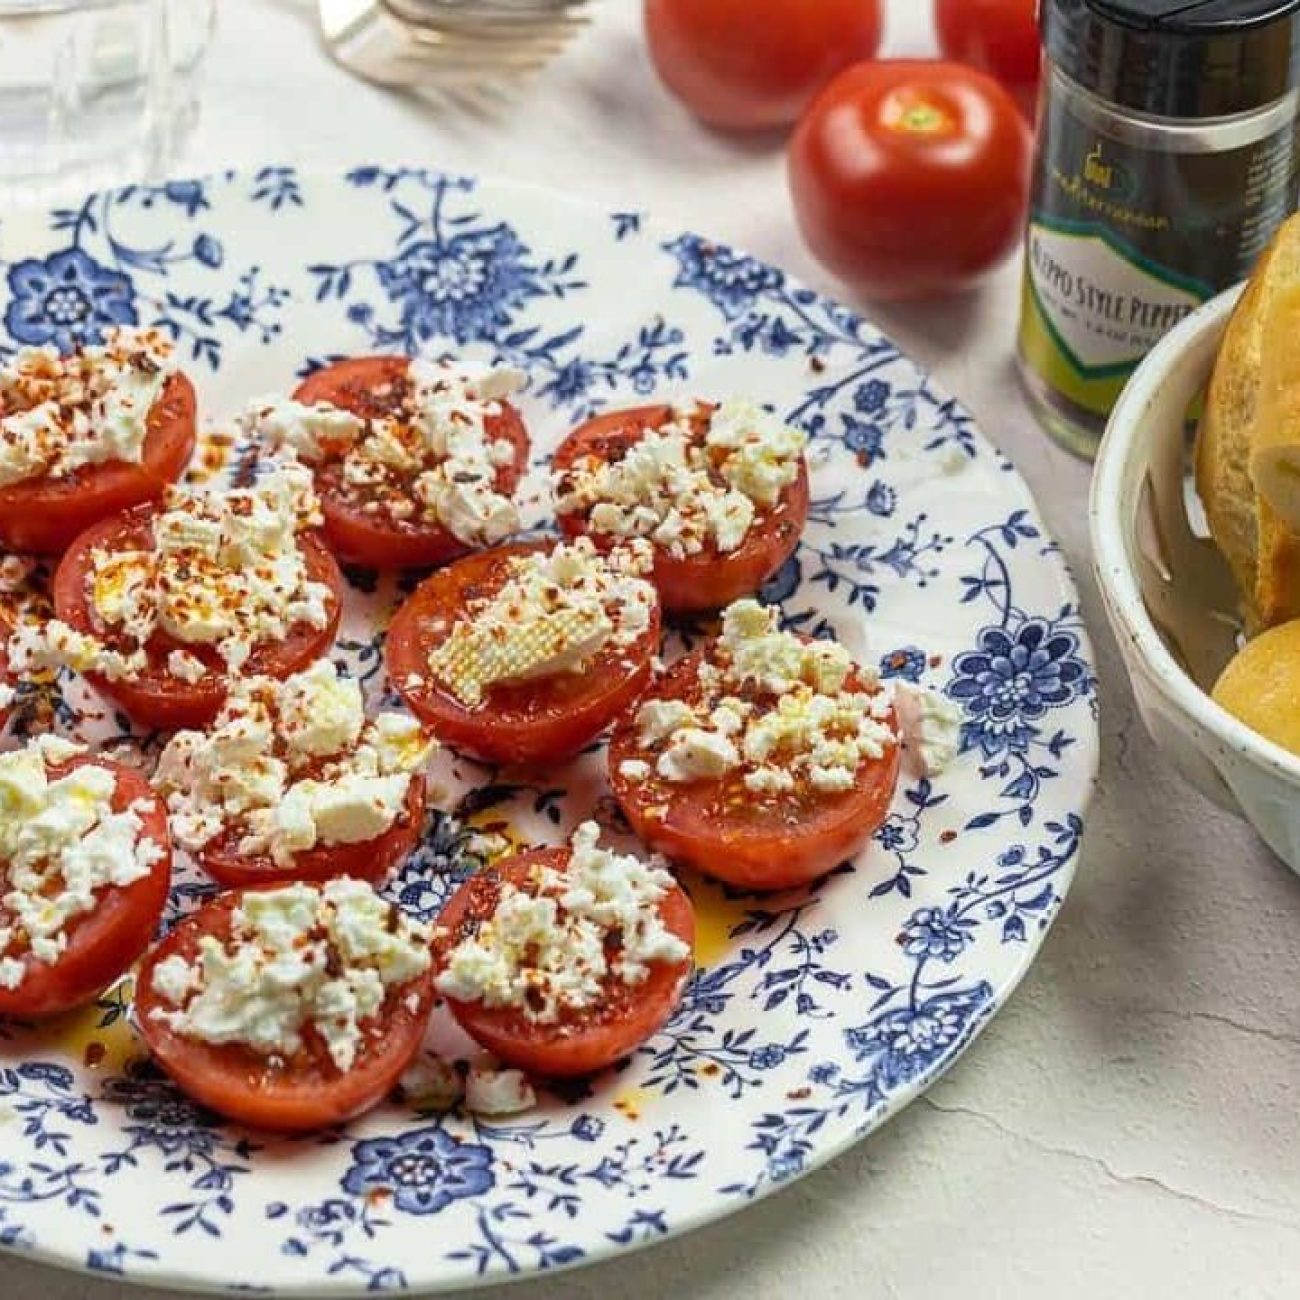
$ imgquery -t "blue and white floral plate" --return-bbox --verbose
[0,166,1099,1295]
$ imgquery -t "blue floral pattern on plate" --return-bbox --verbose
[0,166,1098,1294]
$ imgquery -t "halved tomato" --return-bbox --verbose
[385,541,661,765]
[52,505,344,732]
[552,403,809,612]
[0,756,172,1019]
[608,646,901,890]
[0,372,196,556]
[434,846,694,1077]
[290,355,531,570]
[134,888,436,1131]
[199,776,427,889]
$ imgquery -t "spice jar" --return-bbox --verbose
[1018,0,1300,459]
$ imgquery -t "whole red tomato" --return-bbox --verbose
[789,61,1032,300]
[644,0,883,131]
[936,0,1041,118]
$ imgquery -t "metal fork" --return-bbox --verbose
[319,0,591,91]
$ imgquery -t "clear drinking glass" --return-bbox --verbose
[0,0,215,199]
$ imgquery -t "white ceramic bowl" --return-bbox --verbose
[1092,284,1300,875]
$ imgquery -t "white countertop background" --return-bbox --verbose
[3,1,1300,1296]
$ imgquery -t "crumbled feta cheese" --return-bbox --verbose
[149,879,431,1073]
[554,398,806,557]
[399,1052,465,1109]
[426,538,657,708]
[893,681,962,776]
[0,739,162,986]
[167,649,208,685]
[0,328,175,488]
[154,660,435,868]
[436,821,690,1023]
[618,758,652,784]
[32,459,335,682]
[465,1064,536,1116]
[633,599,896,796]
[248,361,525,547]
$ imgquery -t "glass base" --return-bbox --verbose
[1015,353,1108,462]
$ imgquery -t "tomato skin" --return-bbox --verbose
[52,505,345,732]
[0,757,172,1019]
[134,889,436,1132]
[200,777,427,890]
[291,356,531,570]
[434,847,694,1077]
[0,372,196,556]
[386,542,662,766]
[553,404,810,613]
[644,0,883,130]
[935,0,1041,119]
[789,60,1033,300]
[608,647,901,891]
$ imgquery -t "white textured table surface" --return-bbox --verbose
[5,2,1300,1297]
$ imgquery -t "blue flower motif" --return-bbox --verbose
[854,379,890,414]
[748,1045,787,1071]
[546,357,595,405]
[874,814,918,854]
[808,1062,840,1085]
[897,908,970,962]
[845,986,991,1089]
[296,1198,355,1237]
[842,417,883,461]
[666,233,782,321]
[346,301,373,325]
[16,1062,74,1087]
[570,1115,605,1143]
[768,1152,804,1183]
[879,646,926,682]
[865,481,896,517]
[375,224,541,346]
[759,555,801,605]
[342,1127,495,1216]
[5,248,136,351]
[192,234,223,268]
[947,619,1089,756]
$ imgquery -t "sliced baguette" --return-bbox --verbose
[1195,215,1300,632]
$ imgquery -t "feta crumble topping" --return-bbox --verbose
[425,538,658,708]
[246,360,525,546]
[0,737,163,990]
[22,458,335,681]
[893,680,962,776]
[436,821,691,1023]
[149,879,432,1073]
[154,660,435,868]
[554,398,807,557]
[0,327,175,488]
[631,599,897,796]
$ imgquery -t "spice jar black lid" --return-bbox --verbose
[1042,0,1300,118]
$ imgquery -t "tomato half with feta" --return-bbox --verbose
[608,638,901,891]
[134,885,436,1131]
[552,402,810,612]
[386,540,662,765]
[0,755,172,1020]
[290,355,531,570]
[0,371,197,557]
[433,844,695,1077]
[199,776,428,890]
[52,505,345,732]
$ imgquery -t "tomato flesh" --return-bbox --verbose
[52,505,345,732]
[789,60,1032,300]
[385,541,661,765]
[645,0,883,130]
[434,847,694,1077]
[134,889,436,1131]
[0,372,196,556]
[0,757,172,1019]
[608,646,901,890]
[200,776,427,889]
[553,404,809,614]
[291,355,531,570]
